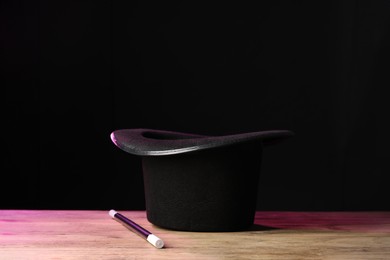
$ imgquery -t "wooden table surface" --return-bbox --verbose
[1,210,389,260]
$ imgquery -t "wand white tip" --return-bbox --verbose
[147,234,164,249]
[109,209,117,218]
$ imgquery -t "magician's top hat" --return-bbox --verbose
[110,128,293,232]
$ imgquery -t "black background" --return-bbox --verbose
[2,1,390,211]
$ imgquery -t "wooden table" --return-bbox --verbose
[1,210,389,259]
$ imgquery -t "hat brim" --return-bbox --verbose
[110,128,294,156]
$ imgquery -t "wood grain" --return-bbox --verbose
[1,210,389,259]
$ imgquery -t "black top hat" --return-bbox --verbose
[110,128,293,231]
